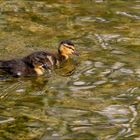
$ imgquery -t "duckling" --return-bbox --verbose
[0,40,79,77]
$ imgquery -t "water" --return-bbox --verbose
[0,0,140,139]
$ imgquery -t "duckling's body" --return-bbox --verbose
[0,59,33,77]
[0,40,79,77]
[0,51,54,77]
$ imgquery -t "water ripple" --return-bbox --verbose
[116,11,140,20]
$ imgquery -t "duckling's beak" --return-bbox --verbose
[73,50,80,56]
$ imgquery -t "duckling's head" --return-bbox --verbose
[58,40,79,60]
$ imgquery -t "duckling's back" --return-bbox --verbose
[0,59,35,77]
[0,51,57,77]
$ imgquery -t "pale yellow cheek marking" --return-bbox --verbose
[69,45,75,50]
[60,44,75,60]
[34,66,44,75]
[62,54,69,60]
[61,47,73,59]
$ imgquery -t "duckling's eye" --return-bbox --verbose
[66,46,75,51]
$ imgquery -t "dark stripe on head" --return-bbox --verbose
[60,40,74,46]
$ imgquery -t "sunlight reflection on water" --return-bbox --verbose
[0,0,140,140]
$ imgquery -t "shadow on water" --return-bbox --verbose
[0,0,140,140]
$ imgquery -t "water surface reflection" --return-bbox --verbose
[0,0,140,140]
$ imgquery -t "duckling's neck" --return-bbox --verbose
[56,52,68,62]
[46,52,68,67]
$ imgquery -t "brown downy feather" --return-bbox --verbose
[0,40,79,77]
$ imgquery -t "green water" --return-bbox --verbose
[0,0,140,139]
